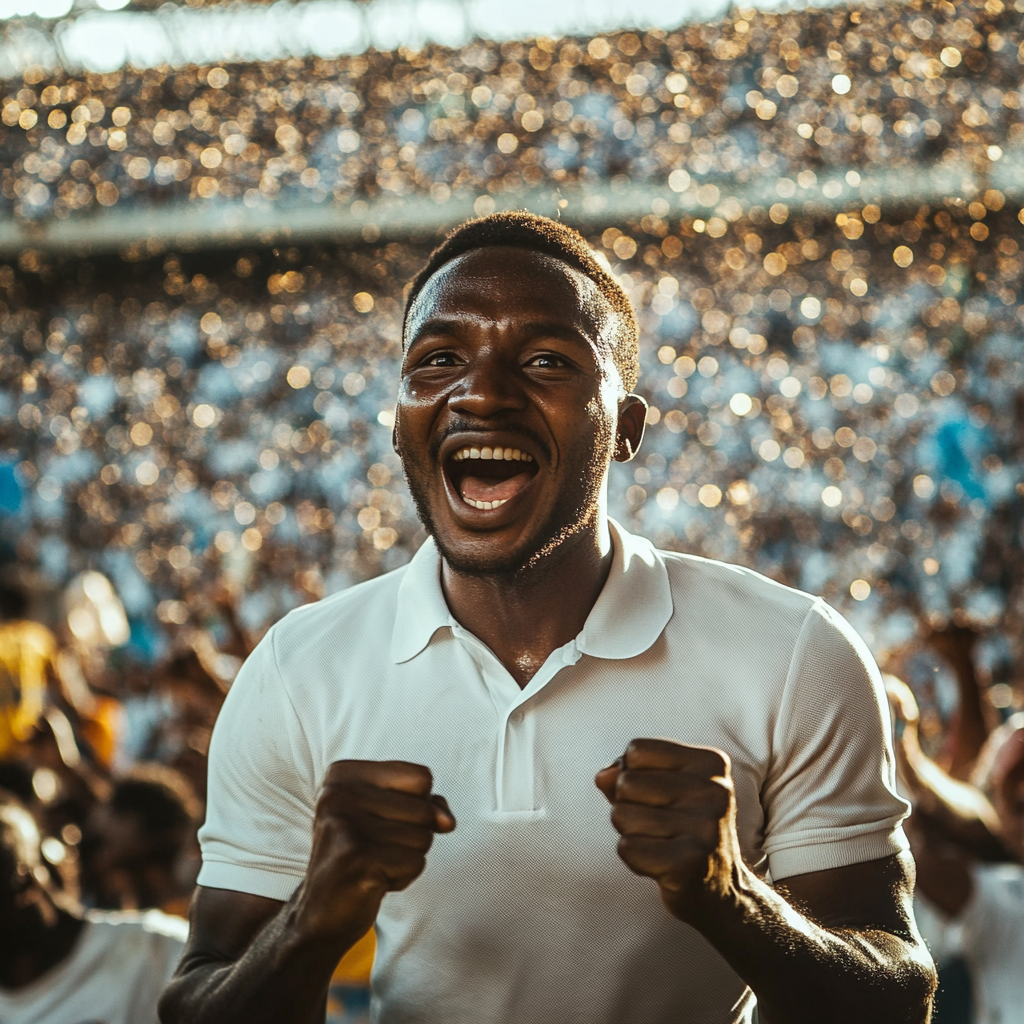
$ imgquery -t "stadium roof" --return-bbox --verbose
[5,0,875,77]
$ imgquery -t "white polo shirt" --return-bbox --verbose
[199,520,908,1024]
[0,909,187,1024]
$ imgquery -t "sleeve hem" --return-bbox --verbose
[197,860,305,901]
[767,825,909,881]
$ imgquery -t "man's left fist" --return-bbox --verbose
[595,738,743,921]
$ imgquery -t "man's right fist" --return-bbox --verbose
[294,760,455,944]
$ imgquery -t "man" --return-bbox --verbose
[0,791,187,1024]
[161,212,935,1024]
[79,764,201,915]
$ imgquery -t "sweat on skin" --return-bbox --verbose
[160,224,935,1024]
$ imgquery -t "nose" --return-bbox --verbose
[448,349,527,419]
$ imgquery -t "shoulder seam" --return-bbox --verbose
[267,624,318,786]
[769,597,826,769]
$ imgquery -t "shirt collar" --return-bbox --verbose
[576,519,674,660]
[390,536,451,664]
[389,519,673,665]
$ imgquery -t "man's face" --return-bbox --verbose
[396,246,640,575]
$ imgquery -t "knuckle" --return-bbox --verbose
[625,738,647,759]
[388,867,425,892]
[411,827,434,851]
[609,805,630,832]
[323,760,353,781]
[410,802,437,827]
[314,791,347,821]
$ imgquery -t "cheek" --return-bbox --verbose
[584,397,616,435]
[587,376,622,437]
[398,376,451,413]
[395,383,437,434]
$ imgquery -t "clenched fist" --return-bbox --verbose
[596,739,743,923]
[295,760,455,945]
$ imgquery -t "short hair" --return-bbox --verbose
[110,764,200,839]
[403,211,640,392]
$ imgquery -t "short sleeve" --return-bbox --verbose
[197,626,317,900]
[761,599,910,880]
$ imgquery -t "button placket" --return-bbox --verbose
[499,707,536,812]
[495,644,580,813]
[447,625,582,814]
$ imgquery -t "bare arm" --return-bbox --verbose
[886,673,1007,864]
[159,887,339,1024]
[740,853,933,1024]
[928,626,990,779]
[159,760,455,1024]
[597,741,935,1024]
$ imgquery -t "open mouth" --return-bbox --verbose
[445,445,538,511]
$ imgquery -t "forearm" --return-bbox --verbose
[685,867,934,1024]
[159,898,358,1024]
[945,653,988,779]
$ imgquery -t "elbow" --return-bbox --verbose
[821,939,937,1024]
[158,962,207,1024]
[157,980,183,1024]
[884,945,938,1024]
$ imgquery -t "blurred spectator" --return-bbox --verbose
[0,619,57,760]
[925,627,995,782]
[887,676,1024,1024]
[146,649,231,800]
[971,712,1024,863]
[0,791,187,1024]
[79,763,201,916]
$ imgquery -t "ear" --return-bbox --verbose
[614,394,647,463]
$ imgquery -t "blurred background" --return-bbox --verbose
[1,0,1023,1020]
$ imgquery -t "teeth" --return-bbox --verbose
[452,447,533,463]
[462,496,509,510]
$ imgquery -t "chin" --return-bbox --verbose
[431,508,598,579]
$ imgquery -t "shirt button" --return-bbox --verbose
[510,711,524,725]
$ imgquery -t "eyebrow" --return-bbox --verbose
[406,317,598,351]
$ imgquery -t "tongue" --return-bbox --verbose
[461,470,533,503]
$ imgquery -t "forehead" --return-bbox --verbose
[406,246,614,342]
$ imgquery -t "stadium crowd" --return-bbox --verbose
[1,0,1024,1020]
[2,0,1023,217]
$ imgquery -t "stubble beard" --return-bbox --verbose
[399,414,615,579]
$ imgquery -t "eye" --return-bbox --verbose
[423,352,458,367]
[528,353,569,369]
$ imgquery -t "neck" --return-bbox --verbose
[0,903,84,991]
[441,516,613,688]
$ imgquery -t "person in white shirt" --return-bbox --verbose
[0,793,187,1024]
[161,211,935,1024]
